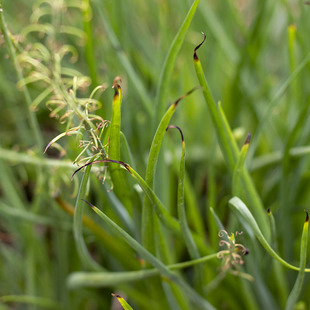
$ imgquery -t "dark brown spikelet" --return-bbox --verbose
[71,159,131,180]
[244,133,251,145]
[193,32,206,60]
[166,125,184,143]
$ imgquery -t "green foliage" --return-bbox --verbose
[1,0,310,309]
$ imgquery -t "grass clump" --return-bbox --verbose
[1,0,310,309]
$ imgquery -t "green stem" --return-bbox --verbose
[155,0,200,123]
[87,201,216,310]
[0,3,43,151]
[73,164,103,271]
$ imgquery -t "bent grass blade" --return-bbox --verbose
[229,197,310,272]
[82,199,216,310]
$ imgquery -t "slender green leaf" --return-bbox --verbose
[285,212,309,310]
[167,125,200,259]
[83,200,216,310]
[193,34,269,237]
[73,164,103,271]
[109,82,132,211]
[232,133,251,197]
[96,1,153,116]
[0,295,62,310]
[67,253,218,289]
[155,0,200,122]
[143,87,198,253]
[229,197,310,272]
[0,2,43,151]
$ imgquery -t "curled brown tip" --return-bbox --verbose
[244,133,251,145]
[113,76,122,85]
[43,142,52,154]
[304,210,309,222]
[112,83,121,98]
[111,293,121,298]
[174,86,200,107]
[166,125,184,142]
[244,248,250,255]
[71,159,131,180]
[193,32,206,60]
[81,199,95,209]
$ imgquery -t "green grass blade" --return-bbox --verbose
[0,295,62,310]
[109,83,132,211]
[67,253,218,289]
[155,0,200,122]
[193,34,237,173]
[168,125,202,293]
[167,125,200,259]
[193,35,269,236]
[120,131,136,168]
[199,1,239,64]
[143,87,198,253]
[247,50,310,163]
[56,197,138,269]
[96,1,153,117]
[73,159,208,253]
[112,294,134,310]
[82,0,98,85]
[83,200,216,310]
[0,2,43,151]
[285,212,309,310]
[267,209,289,308]
[73,164,103,271]
[232,133,251,197]
[0,201,71,229]
[229,197,310,272]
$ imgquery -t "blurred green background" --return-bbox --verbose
[1,0,310,309]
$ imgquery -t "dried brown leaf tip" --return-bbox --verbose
[173,86,200,107]
[111,293,121,298]
[81,199,95,209]
[244,132,251,145]
[71,159,131,180]
[305,210,309,223]
[112,76,122,97]
[193,32,206,60]
[166,125,184,143]
[267,208,271,215]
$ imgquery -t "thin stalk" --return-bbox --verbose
[193,34,269,237]
[82,0,98,85]
[229,197,310,272]
[232,133,251,197]
[95,1,153,117]
[67,253,218,288]
[72,159,208,254]
[168,125,200,259]
[0,3,43,151]
[0,295,62,310]
[56,197,139,270]
[247,50,310,163]
[267,209,288,308]
[285,212,309,310]
[168,125,202,293]
[83,200,216,310]
[109,83,132,211]
[155,0,200,123]
[143,87,198,253]
[73,163,103,271]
